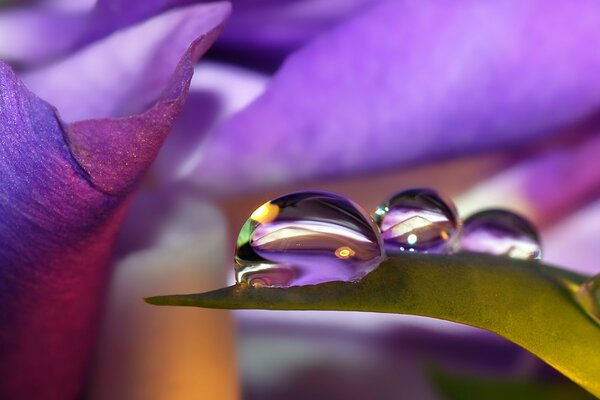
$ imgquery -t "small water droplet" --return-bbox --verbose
[459,209,541,260]
[235,191,384,287]
[576,274,600,324]
[373,188,460,254]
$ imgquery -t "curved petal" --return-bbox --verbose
[0,3,230,398]
[0,0,199,66]
[0,7,87,66]
[151,61,268,183]
[188,0,600,194]
[24,3,230,122]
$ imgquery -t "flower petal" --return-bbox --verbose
[0,0,199,66]
[0,3,229,398]
[215,0,374,71]
[544,199,600,275]
[188,0,600,194]
[151,61,268,183]
[24,3,230,122]
[456,132,600,226]
[0,7,87,66]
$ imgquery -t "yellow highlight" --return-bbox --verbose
[335,246,356,259]
[440,230,449,240]
[250,202,280,224]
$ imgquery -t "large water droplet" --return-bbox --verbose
[235,191,384,287]
[373,188,460,254]
[576,274,600,324]
[459,209,542,260]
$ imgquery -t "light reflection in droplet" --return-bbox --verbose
[459,209,541,261]
[235,191,384,287]
[373,188,460,254]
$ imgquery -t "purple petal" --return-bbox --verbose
[221,0,372,50]
[188,0,600,194]
[0,3,229,398]
[0,7,87,65]
[456,131,600,224]
[544,199,600,275]
[151,61,268,183]
[24,3,230,122]
[76,0,199,45]
[0,0,203,67]
[215,0,374,70]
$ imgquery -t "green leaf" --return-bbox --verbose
[145,253,600,397]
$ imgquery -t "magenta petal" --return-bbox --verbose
[0,3,229,398]
[189,0,600,193]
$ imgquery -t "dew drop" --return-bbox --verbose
[459,209,542,260]
[373,188,460,254]
[576,274,600,324]
[235,191,384,287]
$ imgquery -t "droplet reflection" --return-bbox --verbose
[373,188,461,254]
[459,209,542,261]
[235,191,384,287]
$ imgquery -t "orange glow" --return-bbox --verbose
[335,246,356,259]
[440,230,449,240]
[250,202,279,224]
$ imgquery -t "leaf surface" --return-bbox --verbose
[146,253,600,397]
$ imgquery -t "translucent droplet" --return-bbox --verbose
[459,209,542,260]
[576,274,600,324]
[235,191,384,287]
[373,188,460,254]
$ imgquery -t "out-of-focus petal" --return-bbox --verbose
[0,3,230,398]
[24,3,230,122]
[456,132,600,226]
[151,61,268,183]
[0,0,199,66]
[544,200,600,275]
[222,0,372,51]
[75,0,201,48]
[214,0,374,71]
[240,322,565,399]
[0,7,87,65]
[188,0,600,194]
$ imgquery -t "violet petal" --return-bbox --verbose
[24,3,230,122]
[456,132,600,226]
[0,0,202,66]
[0,3,230,398]
[544,199,600,275]
[189,0,600,194]
[0,7,87,66]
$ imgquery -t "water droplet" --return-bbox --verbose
[459,209,542,260]
[373,188,460,254]
[235,191,384,287]
[576,274,600,324]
